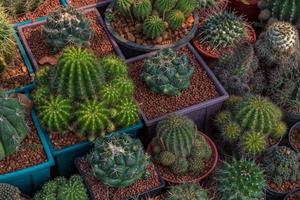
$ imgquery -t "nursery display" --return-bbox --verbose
[165,183,209,200]
[289,122,300,152]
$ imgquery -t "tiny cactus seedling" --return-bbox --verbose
[114,98,139,128]
[143,15,165,39]
[0,183,21,200]
[166,184,209,200]
[99,55,128,81]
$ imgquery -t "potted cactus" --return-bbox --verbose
[262,146,300,199]
[164,184,209,199]
[288,122,300,153]
[103,0,199,54]
[75,135,165,200]
[230,0,259,22]
[215,95,287,158]
[147,114,218,184]
[284,189,300,200]
[192,10,256,59]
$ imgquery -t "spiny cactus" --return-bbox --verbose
[166,184,209,200]
[140,48,194,96]
[153,0,176,16]
[114,98,139,128]
[38,95,72,133]
[132,0,152,21]
[99,84,121,105]
[0,90,28,161]
[31,86,50,106]
[212,43,265,95]
[0,9,14,66]
[75,99,115,141]
[53,47,104,100]
[217,159,265,200]
[99,55,128,81]
[198,11,246,50]
[88,135,150,188]
[111,76,134,97]
[176,0,198,16]
[42,6,92,50]
[116,0,134,17]
[167,10,185,29]
[0,183,21,200]
[198,0,217,8]
[143,15,165,39]
[220,121,242,141]
[240,131,267,156]
[1,0,43,17]
[262,146,300,186]
[255,21,300,67]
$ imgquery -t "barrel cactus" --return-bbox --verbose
[31,86,51,105]
[153,0,176,16]
[240,131,267,156]
[42,6,92,50]
[140,48,194,96]
[99,55,128,81]
[111,76,134,97]
[114,98,139,128]
[175,0,198,16]
[0,90,28,161]
[0,9,14,66]
[132,0,152,21]
[0,183,21,200]
[217,159,265,200]
[143,15,165,39]
[166,184,209,200]
[53,47,104,100]
[99,84,121,105]
[167,10,185,29]
[88,135,150,188]
[116,0,134,17]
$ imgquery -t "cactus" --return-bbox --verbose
[53,47,104,101]
[114,98,139,128]
[99,55,128,81]
[153,0,176,16]
[75,99,115,141]
[240,131,267,156]
[220,121,242,142]
[116,0,134,17]
[111,76,134,97]
[170,157,189,175]
[167,10,185,29]
[255,21,300,67]
[166,184,209,200]
[42,6,92,50]
[198,11,246,50]
[175,0,198,16]
[1,0,43,17]
[99,84,121,105]
[262,146,300,186]
[0,183,21,200]
[88,135,150,188]
[31,86,51,106]
[0,9,14,66]
[198,0,217,8]
[38,95,72,133]
[190,135,212,160]
[0,90,28,161]
[132,0,152,21]
[143,15,165,39]
[140,48,194,96]
[217,159,265,200]
[212,43,265,95]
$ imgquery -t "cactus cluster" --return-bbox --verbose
[212,43,265,95]
[217,159,265,200]
[152,114,212,175]
[166,184,208,200]
[88,135,150,188]
[197,11,247,50]
[0,89,28,161]
[215,95,287,156]
[262,146,300,186]
[0,183,21,200]
[1,0,43,17]
[255,21,300,67]
[42,6,92,50]
[34,175,88,200]
[140,48,194,96]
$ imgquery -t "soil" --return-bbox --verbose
[76,157,162,200]
[0,43,32,90]
[128,46,219,121]
[67,0,107,8]
[268,180,300,194]
[0,115,46,174]
[9,0,62,24]
[49,132,86,150]
[290,126,300,152]
[22,9,115,70]
[268,136,281,147]
[287,191,300,200]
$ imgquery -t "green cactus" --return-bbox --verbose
[114,98,139,128]
[166,184,208,200]
[240,131,267,156]
[53,47,104,101]
[99,84,121,105]
[214,110,232,128]
[190,135,212,160]
[35,66,54,87]
[140,48,194,96]
[175,0,198,16]
[198,11,246,50]
[198,0,217,8]
[99,55,128,81]
[132,0,152,21]
[0,9,14,66]
[167,10,185,29]
[42,6,92,50]
[217,159,265,200]
[170,157,189,174]
[153,0,176,16]
[111,76,134,97]
[88,135,150,188]
[0,183,21,200]
[0,90,28,161]
[38,95,72,133]
[31,86,51,106]
[220,121,242,142]
[262,146,300,186]
[143,15,165,39]
[75,99,115,141]
[116,0,134,17]
[159,151,176,166]
[1,0,43,17]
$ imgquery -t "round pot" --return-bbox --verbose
[104,2,199,53]
[288,121,300,153]
[197,0,228,19]
[230,0,259,22]
[284,189,300,200]
[147,131,218,184]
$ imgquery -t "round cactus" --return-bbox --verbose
[190,135,212,160]
[240,131,267,156]
[170,157,189,174]
[111,76,134,97]
[116,0,134,17]
[189,157,205,174]
[114,98,139,128]
[99,84,121,105]
[214,110,232,128]
[0,10,14,65]
[99,55,128,81]
[159,151,176,166]
[166,184,208,200]
[175,0,198,16]
[88,135,150,188]
[38,95,72,133]
[0,183,21,200]
[132,0,152,21]
[31,86,51,106]
[221,121,242,141]
[153,0,176,15]
[167,10,185,29]
[57,175,88,200]
[272,121,287,139]
[217,159,265,200]
[143,15,165,39]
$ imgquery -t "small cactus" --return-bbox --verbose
[99,55,128,81]
[116,0,134,17]
[143,15,165,39]
[175,0,198,16]
[240,131,267,156]
[132,0,152,21]
[153,0,176,16]
[166,184,209,200]
[167,10,185,29]
[0,183,21,200]
[31,85,51,105]
[114,98,139,128]
[198,0,217,8]
[111,76,134,97]
[99,84,121,105]
[1,0,43,17]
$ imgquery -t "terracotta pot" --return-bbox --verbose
[230,0,259,22]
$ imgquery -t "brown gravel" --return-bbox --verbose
[290,127,300,152]
[49,132,86,150]
[268,136,281,147]
[0,115,46,174]
[9,0,62,24]
[77,157,162,200]
[0,43,32,90]
[287,191,300,200]
[22,9,115,70]
[268,181,300,193]
[128,46,219,120]
[67,0,107,8]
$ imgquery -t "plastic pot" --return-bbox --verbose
[284,189,300,200]
[229,0,259,22]
[288,121,300,153]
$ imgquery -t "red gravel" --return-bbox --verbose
[0,115,46,174]
[67,0,107,8]
[49,132,86,150]
[290,127,300,152]
[77,157,162,200]
[268,181,300,193]
[287,191,300,200]
[128,47,219,120]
